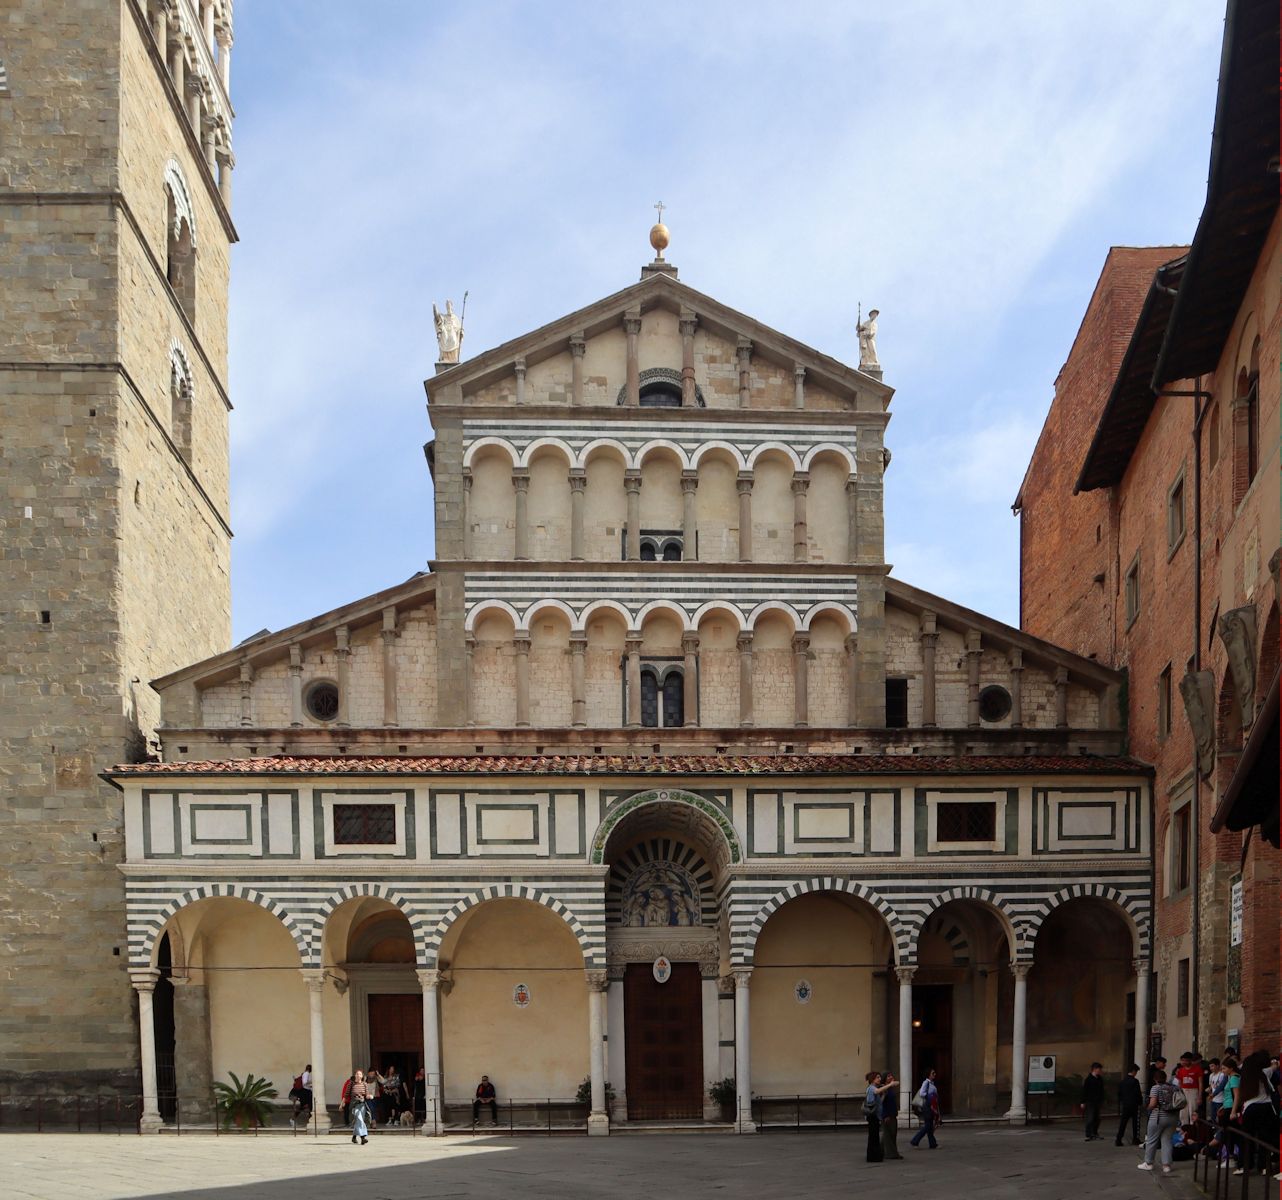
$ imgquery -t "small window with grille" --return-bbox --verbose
[638,662,685,728]
[936,801,997,843]
[333,804,396,845]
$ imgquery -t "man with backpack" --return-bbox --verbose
[909,1068,941,1149]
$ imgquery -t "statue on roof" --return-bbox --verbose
[433,296,465,364]
[857,305,880,370]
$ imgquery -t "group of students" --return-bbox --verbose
[1082,1046,1280,1177]
[863,1067,942,1162]
[339,1064,426,1143]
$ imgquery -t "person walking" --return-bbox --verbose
[1137,1068,1181,1175]
[864,1071,893,1162]
[880,1071,903,1161]
[1115,1063,1142,1146]
[909,1068,940,1149]
[1082,1062,1105,1140]
[349,1070,371,1145]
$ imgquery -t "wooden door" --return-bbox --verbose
[911,984,954,1113]
[368,993,423,1078]
[624,962,703,1120]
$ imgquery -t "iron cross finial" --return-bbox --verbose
[654,201,665,223]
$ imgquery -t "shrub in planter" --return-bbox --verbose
[709,1077,736,1119]
[574,1077,616,1107]
[212,1072,278,1130]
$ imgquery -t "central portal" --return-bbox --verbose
[624,961,703,1120]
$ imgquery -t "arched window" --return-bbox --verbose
[1246,339,1260,486]
[164,161,197,321]
[661,540,682,562]
[639,380,682,407]
[170,342,194,463]
[639,541,658,561]
[616,367,705,407]
[638,664,684,727]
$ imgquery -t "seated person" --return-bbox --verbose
[473,1075,498,1123]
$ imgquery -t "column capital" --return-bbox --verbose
[1132,957,1148,976]
[130,968,161,993]
[1008,647,1024,671]
[288,643,302,672]
[791,632,810,654]
[732,966,753,988]
[844,632,859,654]
[416,968,445,990]
[568,469,587,490]
[735,472,754,494]
[569,632,588,651]
[1054,665,1069,684]
[682,633,700,655]
[584,969,609,992]
[301,967,327,994]
[239,661,254,684]
[965,628,982,654]
[894,965,917,985]
[680,470,699,492]
[736,336,753,358]
[736,631,754,653]
[679,313,699,338]
[1010,961,1033,980]
[622,314,642,336]
[919,609,937,636]
[624,469,642,493]
[845,475,859,494]
[513,356,526,377]
[790,473,810,493]
[512,636,531,655]
[511,469,530,491]
[625,634,644,654]
[794,363,807,379]
[335,624,350,655]
[569,332,587,357]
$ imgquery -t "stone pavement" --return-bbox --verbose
[0,1126,1219,1200]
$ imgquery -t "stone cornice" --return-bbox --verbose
[433,400,889,429]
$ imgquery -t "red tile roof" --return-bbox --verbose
[108,753,1149,778]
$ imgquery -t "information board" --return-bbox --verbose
[1028,1054,1056,1095]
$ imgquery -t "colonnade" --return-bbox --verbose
[463,461,859,564]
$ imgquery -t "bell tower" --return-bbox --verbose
[0,1,236,1096]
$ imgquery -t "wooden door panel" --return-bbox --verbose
[625,962,703,1119]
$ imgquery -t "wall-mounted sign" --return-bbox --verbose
[1028,1054,1056,1095]
[513,983,531,1008]
[795,979,813,1005]
[652,956,672,984]
[1229,878,1243,947]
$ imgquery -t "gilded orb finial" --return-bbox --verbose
[649,200,670,260]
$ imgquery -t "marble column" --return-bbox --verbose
[736,473,753,562]
[623,313,641,406]
[416,969,443,1133]
[682,633,699,727]
[381,607,399,727]
[624,471,642,560]
[569,470,587,560]
[1133,959,1150,1084]
[513,636,531,728]
[462,470,473,559]
[238,662,254,727]
[733,968,755,1131]
[737,632,754,727]
[185,76,201,132]
[625,635,643,728]
[845,476,859,562]
[463,634,476,726]
[681,471,699,560]
[895,965,915,1117]
[792,632,810,727]
[606,973,627,1113]
[570,634,588,728]
[512,470,530,561]
[793,364,806,409]
[151,5,167,50]
[168,33,184,98]
[701,966,721,1120]
[513,356,526,405]
[335,625,351,727]
[1054,666,1069,727]
[216,27,232,89]
[216,150,233,207]
[288,644,303,727]
[791,473,809,561]
[1009,649,1024,727]
[680,312,698,407]
[736,338,753,408]
[586,970,610,1135]
[1006,962,1031,1122]
[845,633,859,727]
[965,629,982,727]
[302,969,331,1130]
[569,334,586,406]
[132,969,164,1131]
[920,612,938,727]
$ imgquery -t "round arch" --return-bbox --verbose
[462,436,519,469]
[691,600,747,632]
[578,437,632,470]
[1026,885,1147,960]
[590,788,743,870]
[635,598,691,632]
[519,437,574,469]
[425,886,596,967]
[747,600,803,631]
[163,159,197,246]
[801,443,856,473]
[635,438,691,470]
[739,878,908,965]
[313,883,427,965]
[136,884,307,967]
[908,887,1022,960]
[464,598,522,633]
[746,441,802,471]
[690,441,747,471]
[521,598,577,629]
[801,601,855,633]
[577,598,633,633]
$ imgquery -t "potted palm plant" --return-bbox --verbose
[212,1072,278,1131]
[709,1077,736,1122]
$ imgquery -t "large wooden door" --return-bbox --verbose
[368,993,423,1078]
[624,962,703,1120]
[911,984,954,1113]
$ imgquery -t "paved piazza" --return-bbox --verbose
[0,1128,1211,1200]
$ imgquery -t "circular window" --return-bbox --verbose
[304,680,340,722]
[978,685,1012,723]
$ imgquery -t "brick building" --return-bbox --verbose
[1016,0,1279,1062]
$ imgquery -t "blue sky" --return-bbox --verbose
[226,1,1223,643]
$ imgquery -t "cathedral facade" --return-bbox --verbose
[110,244,1154,1131]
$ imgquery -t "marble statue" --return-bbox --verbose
[433,299,464,364]
[857,307,880,370]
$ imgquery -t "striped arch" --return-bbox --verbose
[163,159,197,246]
[518,437,574,468]
[801,442,857,473]
[690,440,747,470]
[462,436,519,469]
[920,911,970,965]
[311,883,428,967]
[577,437,631,469]
[634,438,691,469]
[911,886,1021,960]
[133,884,307,967]
[739,878,909,966]
[464,598,522,633]
[1025,883,1148,961]
[425,885,597,967]
[746,441,802,471]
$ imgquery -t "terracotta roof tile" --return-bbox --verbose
[108,753,1150,778]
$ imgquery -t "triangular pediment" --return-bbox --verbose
[425,272,891,409]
